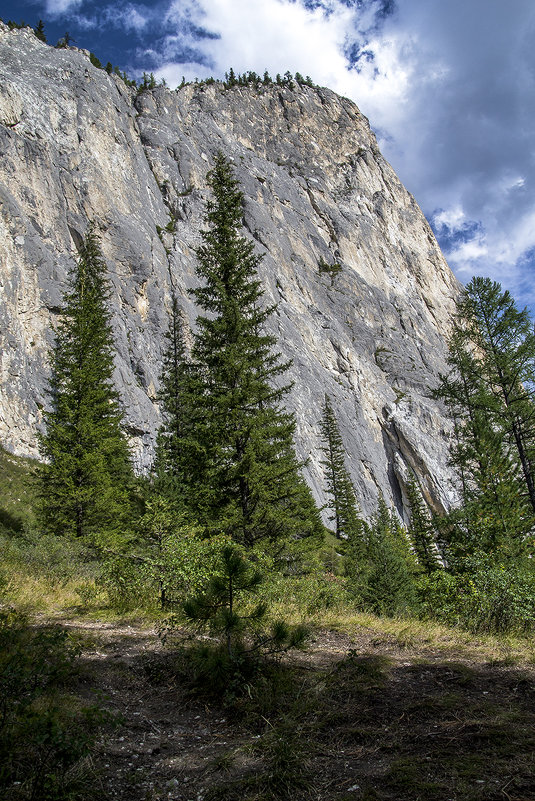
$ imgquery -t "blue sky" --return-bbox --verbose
[2,0,534,312]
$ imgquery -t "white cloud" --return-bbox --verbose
[158,0,358,85]
[433,206,466,231]
[105,4,149,32]
[121,6,148,31]
[45,0,82,15]
[150,0,535,306]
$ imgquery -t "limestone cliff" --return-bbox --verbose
[0,24,461,518]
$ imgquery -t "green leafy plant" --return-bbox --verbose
[419,555,535,634]
[318,257,342,283]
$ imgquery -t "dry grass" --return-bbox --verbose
[4,566,86,612]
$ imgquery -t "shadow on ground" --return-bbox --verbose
[67,623,535,801]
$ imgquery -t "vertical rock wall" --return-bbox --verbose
[0,24,460,518]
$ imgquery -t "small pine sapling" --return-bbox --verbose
[182,545,308,699]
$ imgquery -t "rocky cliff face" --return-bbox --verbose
[0,24,461,519]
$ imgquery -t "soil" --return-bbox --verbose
[62,619,535,801]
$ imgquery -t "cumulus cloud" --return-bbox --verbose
[147,0,535,304]
[156,0,359,85]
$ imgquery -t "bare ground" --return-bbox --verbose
[61,618,535,801]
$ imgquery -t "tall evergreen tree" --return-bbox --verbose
[153,294,200,501]
[435,277,535,554]
[186,152,322,551]
[38,224,133,548]
[463,278,535,513]
[319,394,361,539]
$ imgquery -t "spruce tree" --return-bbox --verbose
[38,224,133,549]
[186,152,322,551]
[346,496,417,616]
[405,475,440,573]
[182,545,308,698]
[319,394,361,539]
[153,294,201,501]
[34,20,46,42]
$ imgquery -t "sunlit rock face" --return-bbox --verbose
[0,24,461,518]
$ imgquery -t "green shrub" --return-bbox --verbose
[99,510,230,612]
[0,609,104,799]
[346,499,418,617]
[98,553,156,611]
[1,530,98,587]
[268,571,350,617]
[169,546,309,704]
[318,257,342,283]
[419,556,535,634]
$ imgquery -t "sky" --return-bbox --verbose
[3,0,535,312]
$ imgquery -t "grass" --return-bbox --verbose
[0,445,38,533]
[4,554,535,799]
[163,627,535,801]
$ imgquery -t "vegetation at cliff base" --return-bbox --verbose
[3,152,535,799]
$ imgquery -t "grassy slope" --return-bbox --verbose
[0,445,38,533]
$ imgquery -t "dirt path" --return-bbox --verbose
[63,620,244,800]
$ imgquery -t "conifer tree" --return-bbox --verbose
[186,152,322,551]
[38,224,133,548]
[435,277,535,554]
[462,278,535,513]
[405,475,440,573]
[153,294,200,501]
[319,394,361,539]
[182,545,308,697]
[34,20,46,42]
[346,496,416,616]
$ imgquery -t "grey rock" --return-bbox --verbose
[0,24,460,519]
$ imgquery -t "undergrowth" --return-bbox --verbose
[0,608,108,800]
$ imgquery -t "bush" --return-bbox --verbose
[419,556,535,634]
[98,554,156,611]
[0,609,105,799]
[1,529,101,611]
[99,511,230,611]
[346,499,418,617]
[1,530,97,585]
